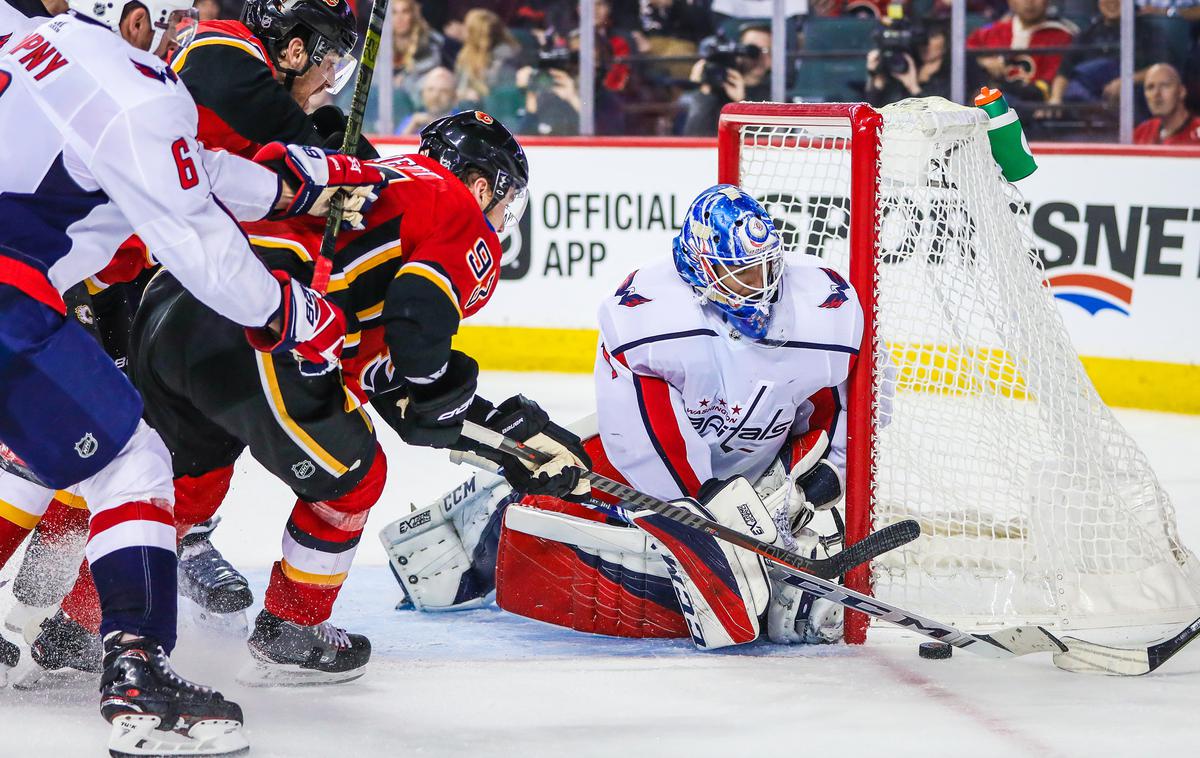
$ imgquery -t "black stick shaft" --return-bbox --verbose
[459,420,917,581]
[311,0,389,293]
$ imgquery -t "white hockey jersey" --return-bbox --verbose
[595,257,864,501]
[0,0,44,53]
[0,13,279,325]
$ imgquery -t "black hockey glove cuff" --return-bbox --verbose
[311,105,380,159]
[385,351,479,449]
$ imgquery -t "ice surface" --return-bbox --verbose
[2,372,1198,757]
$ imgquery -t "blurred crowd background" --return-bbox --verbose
[199,0,1200,144]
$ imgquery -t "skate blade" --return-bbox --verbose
[178,597,249,639]
[10,659,96,690]
[235,658,366,688]
[108,713,249,757]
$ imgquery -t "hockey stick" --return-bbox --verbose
[459,420,918,581]
[1050,616,1200,676]
[310,0,389,294]
[458,423,1200,673]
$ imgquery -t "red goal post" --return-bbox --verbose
[718,103,883,644]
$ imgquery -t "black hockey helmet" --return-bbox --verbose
[242,0,358,92]
[420,111,530,230]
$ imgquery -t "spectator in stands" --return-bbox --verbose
[396,67,458,135]
[1048,0,1152,108]
[1138,0,1200,22]
[393,0,448,105]
[641,0,714,44]
[864,20,950,106]
[514,24,629,136]
[967,0,1077,103]
[1133,62,1200,143]
[436,1,524,42]
[680,23,772,136]
[454,8,522,106]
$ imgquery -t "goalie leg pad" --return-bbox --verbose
[495,500,688,638]
[631,477,773,650]
[379,470,512,611]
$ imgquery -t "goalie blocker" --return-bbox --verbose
[381,421,846,649]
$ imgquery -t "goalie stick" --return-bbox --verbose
[310,0,389,294]
[458,420,918,582]
[460,421,1200,673]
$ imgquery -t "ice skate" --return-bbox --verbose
[101,632,248,757]
[4,599,57,644]
[177,517,252,636]
[0,632,18,686]
[238,609,370,687]
[12,609,102,690]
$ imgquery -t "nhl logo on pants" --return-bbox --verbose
[75,433,98,458]
[292,460,316,479]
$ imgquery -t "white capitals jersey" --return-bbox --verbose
[594,257,864,502]
[0,0,44,52]
[0,13,279,325]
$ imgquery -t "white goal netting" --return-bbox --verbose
[728,98,1200,633]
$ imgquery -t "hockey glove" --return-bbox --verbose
[388,351,480,449]
[310,105,380,159]
[465,395,592,503]
[246,271,346,375]
[253,142,391,229]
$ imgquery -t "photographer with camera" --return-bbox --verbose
[680,24,772,136]
[515,21,630,136]
[864,15,950,106]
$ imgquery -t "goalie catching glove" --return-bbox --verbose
[245,271,346,375]
[253,142,396,229]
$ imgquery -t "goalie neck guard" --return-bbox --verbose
[672,185,784,341]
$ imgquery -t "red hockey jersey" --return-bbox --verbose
[243,154,503,403]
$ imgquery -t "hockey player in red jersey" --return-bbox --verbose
[169,0,360,160]
[113,111,589,685]
[381,185,860,650]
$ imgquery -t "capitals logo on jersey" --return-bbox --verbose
[130,59,178,84]
[818,267,850,309]
[615,271,651,308]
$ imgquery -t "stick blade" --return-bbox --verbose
[976,625,1066,657]
[1053,615,1200,676]
[1052,640,1152,676]
[825,519,920,578]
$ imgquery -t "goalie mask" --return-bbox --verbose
[673,185,784,341]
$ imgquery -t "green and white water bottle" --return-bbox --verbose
[974,87,1038,182]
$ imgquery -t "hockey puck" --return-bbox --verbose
[919,642,953,660]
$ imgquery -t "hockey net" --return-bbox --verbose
[717,99,1200,643]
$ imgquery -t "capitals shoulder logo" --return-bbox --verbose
[1045,272,1133,317]
[614,270,651,307]
[818,267,850,309]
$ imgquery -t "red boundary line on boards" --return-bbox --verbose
[369,134,1200,157]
